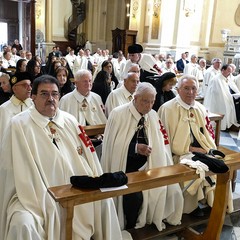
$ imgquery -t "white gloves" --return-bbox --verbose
[180,159,209,179]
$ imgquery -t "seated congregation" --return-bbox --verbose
[0,43,240,240]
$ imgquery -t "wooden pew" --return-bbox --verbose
[208,112,224,147]
[48,146,240,240]
[83,124,105,137]
[82,112,223,146]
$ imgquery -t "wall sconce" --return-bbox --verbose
[126,3,130,17]
[36,1,42,19]
[221,29,231,42]
[183,0,195,17]
[153,0,161,18]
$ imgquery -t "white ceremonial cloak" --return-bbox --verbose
[121,54,159,81]
[183,63,201,81]
[0,95,33,145]
[138,54,159,75]
[203,73,239,130]
[202,66,220,97]
[65,53,76,70]
[158,95,216,158]
[0,106,122,240]
[105,85,132,117]
[73,56,89,75]
[59,88,107,126]
[228,74,240,94]
[101,102,183,231]
[158,95,233,213]
[235,74,240,91]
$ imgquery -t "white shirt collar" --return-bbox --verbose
[73,88,92,102]
[30,106,64,129]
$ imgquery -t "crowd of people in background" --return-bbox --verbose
[1,40,240,128]
[0,39,239,239]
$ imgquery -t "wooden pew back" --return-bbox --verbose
[48,146,240,240]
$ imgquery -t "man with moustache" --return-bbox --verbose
[0,75,123,240]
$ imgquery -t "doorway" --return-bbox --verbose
[0,22,8,51]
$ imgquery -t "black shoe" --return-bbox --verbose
[190,206,204,217]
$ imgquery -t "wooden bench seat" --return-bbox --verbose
[48,116,235,240]
[83,124,105,137]
[48,146,240,240]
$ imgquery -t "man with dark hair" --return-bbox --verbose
[176,52,189,73]
[121,43,162,84]
[0,74,123,239]
[204,64,240,130]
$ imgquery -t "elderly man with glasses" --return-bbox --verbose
[0,71,33,145]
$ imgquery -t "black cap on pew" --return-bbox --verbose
[70,171,128,189]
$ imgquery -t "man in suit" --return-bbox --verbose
[176,52,189,73]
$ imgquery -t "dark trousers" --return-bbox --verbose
[124,123,147,229]
[123,191,143,229]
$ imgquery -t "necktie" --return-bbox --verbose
[136,116,149,145]
[128,95,133,101]
[81,98,90,125]
[82,98,88,110]
[48,119,59,148]
[188,108,201,148]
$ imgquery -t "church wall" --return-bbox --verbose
[84,0,126,53]
[52,0,71,41]
[41,0,240,61]
[205,0,240,61]
[127,0,240,62]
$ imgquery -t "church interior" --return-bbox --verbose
[1,0,240,67]
[1,0,240,239]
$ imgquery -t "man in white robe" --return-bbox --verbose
[158,74,233,214]
[183,54,201,81]
[197,58,207,96]
[161,58,177,74]
[0,72,33,145]
[1,51,16,69]
[0,75,123,240]
[65,48,76,71]
[105,72,139,117]
[59,69,107,126]
[112,50,126,82]
[120,44,161,84]
[101,82,183,231]
[202,58,222,97]
[204,64,239,130]
[228,63,240,94]
[73,49,89,75]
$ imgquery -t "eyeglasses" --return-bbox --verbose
[38,92,60,99]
